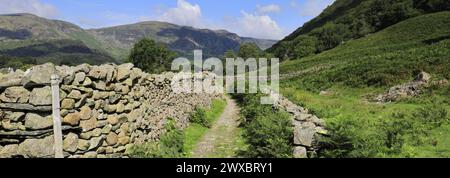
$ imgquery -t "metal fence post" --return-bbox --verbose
[51,74,64,158]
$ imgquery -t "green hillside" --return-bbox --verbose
[279,11,450,158]
[0,13,118,67]
[269,0,450,60]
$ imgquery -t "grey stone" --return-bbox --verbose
[130,68,143,80]
[88,136,105,151]
[17,135,54,158]
[0,70,24,89]
[96,120,108,128]
[116,103,125,113]
[415,71,431,83]
[80,118,97,132]
[106,115,119,125]
[93,91,110,99]
[75,95,87,108]
[24,113,53,130]
[117,63,134,81]
[93,81,107,91]
[82,151,97,158]
[63,133,79,153]
[0,86,30,103]
[105,146,114,154]
[293,122,316,147]
[0,103,51,111]
[61,99,76,109]
[88,66,107,80]
[96,147,106,154]
[79,106,92,120]
[94,100,105,109]
[295,113,312,121]
[104,104,117,113]
[77,139,90,151]
[73,72,86,85]
[106,132,118,146]
[58,66,75,85]
[21,63,58,87]
[114,146,126,153]
[82,77,92,87]
[123,78,134,86]
[67,90,82,99]
[0,144,19,158]
[63,112,81,126]
[4,112,25,122]
[104,65,117,83]
[108,94,122,104]
[117,136,130,146]
[92,128,102,137]
[80,131,92,140]
[74,64,90,73]
[293,146,308,158]
[59,90,67,101]
[1,120,25,131]
[29,86,52,106]
[102,124,112,134]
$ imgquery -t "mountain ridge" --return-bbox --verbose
[0,13,277,66]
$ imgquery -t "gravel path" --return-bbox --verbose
[191,96,241,158]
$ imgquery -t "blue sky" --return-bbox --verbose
[0,0,335,40]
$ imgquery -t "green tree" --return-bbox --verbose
[127,38,176,74]
[238,43,262,59]
[272,41,292,61]
[291,35,318,59]
[223,50,237,59]
[311,22,350,51]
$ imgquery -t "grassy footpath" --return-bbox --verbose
[183,99,227,157]
[126,99,228,158]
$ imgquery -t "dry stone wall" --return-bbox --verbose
[269,92,327,158]
[0,63,221,158]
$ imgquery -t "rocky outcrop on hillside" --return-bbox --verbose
[0,63,221,158]
[376,72,434,102]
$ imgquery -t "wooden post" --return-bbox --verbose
[51,74,64,158]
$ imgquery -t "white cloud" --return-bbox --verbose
[158,0,202,27]
[290,0,298,8]
[256,4,281,14]
[235,11,283,40]
[0,0,58,18]
[152,0,285,39]
[298,0,335,17]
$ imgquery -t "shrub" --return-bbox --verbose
[189,107,211,128]
[240,110,293,158]
[127,118,184,158]
[318,104,449,158]
[233,93,293,158]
